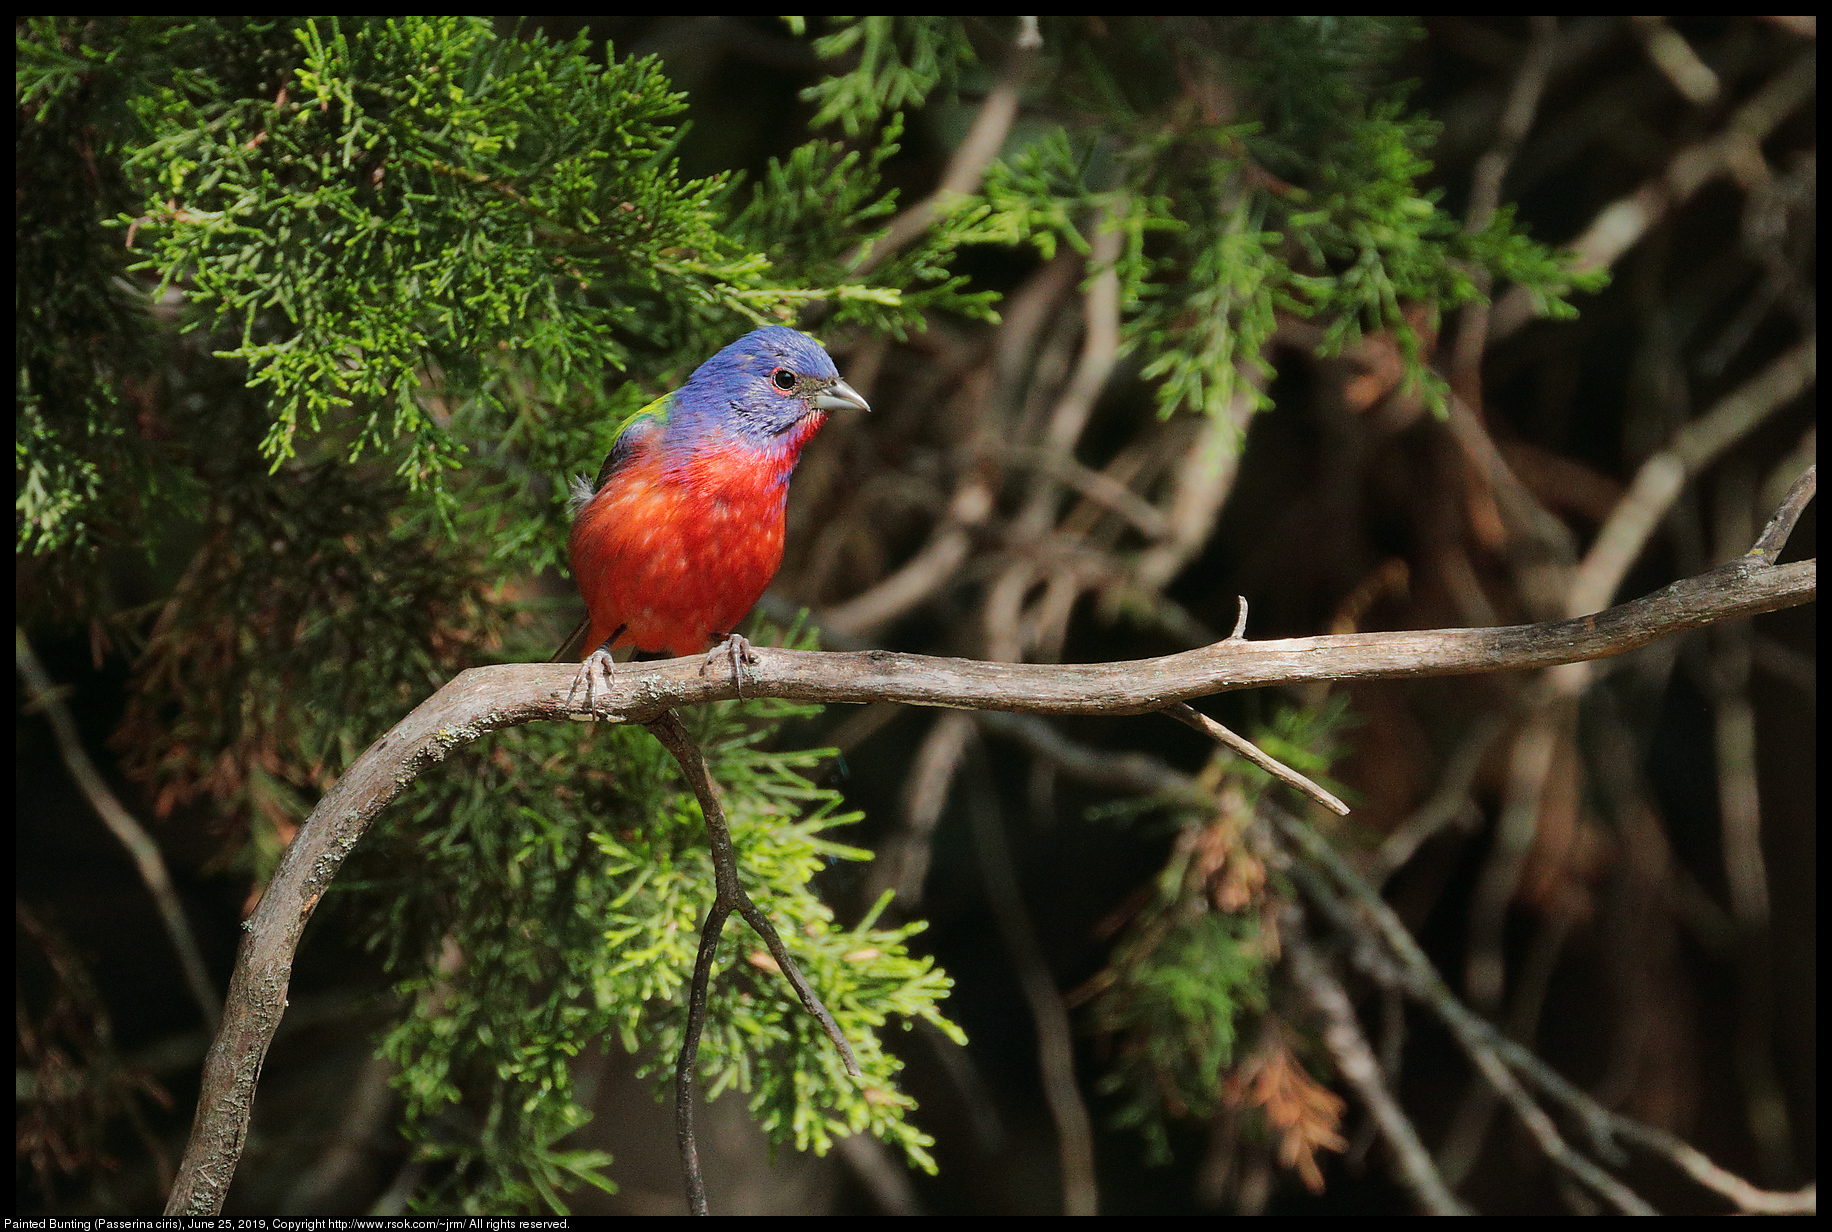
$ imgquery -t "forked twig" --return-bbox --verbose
[1284,916,1469,1215]
[1751,463,1816,561]
[642,708,860,1216]
[1275,810,1656,1213]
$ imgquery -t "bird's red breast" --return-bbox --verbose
[567,419,822,658]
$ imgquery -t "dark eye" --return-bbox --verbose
[770,368,797,392]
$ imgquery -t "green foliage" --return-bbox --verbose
[1093,902,1270,1165]
[16,18,182,556]
[1091,694,1357,1164]
[19,14,1600,563]
[352,626,960,1213]
[966,17,1602,419]
[795,16,980,136]
[726,115,1001,338]
[19,16,996,561]
[121,17,726,498]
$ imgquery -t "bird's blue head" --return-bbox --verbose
[672,326,869,451]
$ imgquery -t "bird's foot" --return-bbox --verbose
[566,645,618,712]
[700,633,759,698]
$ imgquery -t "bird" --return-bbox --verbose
[555,326,869,701]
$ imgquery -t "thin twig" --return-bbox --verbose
[652,712,862,1066]
[1275,809,1656,1214]
[965,743,1100,1216]
[642,708,861,1217]
[16,628,221,1033]
[1229,596,1250,640]
[1163,702,1350,816]
[1565,337,1815,619]
[675,896,729,1217]
[1483,986,1818,1214]
[1750,462,1816,561]
[1285,920,1471,1215]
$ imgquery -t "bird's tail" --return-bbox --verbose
[551,616,593,664]
[552,618,639,664]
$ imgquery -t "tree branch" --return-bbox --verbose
[16,628,221,1035]
[642,708,862,1216]
[596,557,1810,720]
[1164,702,1350,816]
[1276,807,1815,1215]
[1285,921,1470,1215]
[165,549,1813,1213]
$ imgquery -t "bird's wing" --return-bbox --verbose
[555,393,671,661]
[590,395,670,493]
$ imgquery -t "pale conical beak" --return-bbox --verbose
[811,378,870,414]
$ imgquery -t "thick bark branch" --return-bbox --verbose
[165,551,1812,1214]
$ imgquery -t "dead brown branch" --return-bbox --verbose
[1285,921,1469,1215]
[1488,52,1817,343]
[16,629,221,1036]
[1164,702,1350,816]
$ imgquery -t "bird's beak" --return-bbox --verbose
[811,378,870,414]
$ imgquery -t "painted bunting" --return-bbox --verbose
[555,326,868,695]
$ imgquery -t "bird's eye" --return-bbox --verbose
[770,368,797,392]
